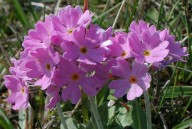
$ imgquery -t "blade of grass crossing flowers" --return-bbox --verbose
[112,0,127,29]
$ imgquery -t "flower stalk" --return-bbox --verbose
[144,91,152,129]
[84,0,88,12]
[89,96,104,129]
[57,103,68,129]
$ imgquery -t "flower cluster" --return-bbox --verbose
[3,6,187,110]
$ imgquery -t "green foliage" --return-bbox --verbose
[163,86,192,98]
[0,108,14,129]
[0,0,192,129]
[131,100,147,129]
[173,119,192,129]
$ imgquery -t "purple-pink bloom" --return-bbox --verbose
[159,29,187,61]
[54,58,102,104]
[129,20,157,40]
[46,84,61,108]
[109,59,151,100]
[3,75,29,110]
[108,32,131,59]
[23,16,60,49]
[24,48,60,89]
[129,31,169,64]
[52,5,93,41]
[62,26,109,65]
[79,58,116,90]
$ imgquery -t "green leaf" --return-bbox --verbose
[31,0,55,2]
[62,117,78,129]
[97,102,132,129]
[115,105,133,127]
[11,0,31,29]
[173,119,192,129]
[163,86,192,98]
[82,93,89,124]
[131,100,147,129]
[0,117,12,129]
[0,108,14,129]
[97,85,109,106]
[93,2,122,23]
[146,8,159,23]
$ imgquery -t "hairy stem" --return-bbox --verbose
[57,103,68,129]
[89,96,104,129]
[84,0,88,12]
[144,91,152,129]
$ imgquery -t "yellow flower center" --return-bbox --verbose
[121,51,126,57]
[67,29,73,34]
[80,47,88,54]
[71,73,80,81]
[129,76,137,83]
[144,50,150,56]
[21,87,25,93]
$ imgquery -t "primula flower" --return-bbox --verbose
[3,4,187,110]
[79,58,116,89]
[46,84,61,108]
[62,26,109,65]
[3,75,29,110]
[24,48,60,89]
[8,58,31,80]
[23,17,60,49]
[129,20,157,40]
[159,29,187,61]
[109,59,151,100]
[129,31,169,64]
[109,32,131,59]
[52,5,93,41]
[54,58,102,104]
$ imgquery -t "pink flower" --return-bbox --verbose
[46,84,61,108]
[52,5,93,41]
[129,31,169,64]
[108,32,131,59]
[62,26,109,65]
[159,29,187,61]
[129,20,157,40]
[23,16,60,49]
[54,58,102,104]
[3,75,29,110]
[24,48,60,89]
[109,59,151,100]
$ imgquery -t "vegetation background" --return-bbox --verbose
[0,0,192,129]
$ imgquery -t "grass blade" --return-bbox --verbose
[11,0,31,29]
[0,108,14,129]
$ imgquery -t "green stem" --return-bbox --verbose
[144,91,152,129]
[57,103,68,129]
[89,96,104,129]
